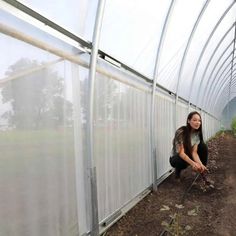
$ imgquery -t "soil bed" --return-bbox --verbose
[105,132,236,236]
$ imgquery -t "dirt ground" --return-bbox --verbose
[105,132,236,236]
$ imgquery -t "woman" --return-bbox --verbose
[170,111,210,182]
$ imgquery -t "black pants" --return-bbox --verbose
[169,142,208,171]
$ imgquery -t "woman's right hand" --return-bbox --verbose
[199,163,208,173]
[191,162,202,172]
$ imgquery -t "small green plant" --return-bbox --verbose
[206,127,226,145]
[231,117,236,135]
[160,204,199,236]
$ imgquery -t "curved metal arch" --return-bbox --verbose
[197,23,235,107]
[202,40,234,106]
[226,78,236,117]
[211,67,236,112]
[175,0,210,100]
[204,48,236,108]
[196,52,232,109]
[211,23,236,112]
[210,67,236,113]
[213,77,236,115]
[87,1,107,235]
[226,22,236,122]
[207,55,236,110]
[151,0,175,191]
[209,63,236,110]
[188,1,236,104]
[213,75,236,115]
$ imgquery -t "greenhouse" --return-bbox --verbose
[0,0,236,235]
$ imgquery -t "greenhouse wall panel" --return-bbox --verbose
[155,94,175,179]
[94,60,152,222]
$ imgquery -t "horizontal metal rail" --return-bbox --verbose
[3,0,92,49]
[0,21,218,121]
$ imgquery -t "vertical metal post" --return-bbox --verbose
[87,1,106,235]
[151,0,175,191]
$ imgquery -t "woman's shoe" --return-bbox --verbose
[174,168,181,179]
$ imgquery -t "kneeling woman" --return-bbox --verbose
[170,111,208,179]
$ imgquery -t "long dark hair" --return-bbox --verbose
[183,111,203,158]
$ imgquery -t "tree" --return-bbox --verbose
[80,74,120,124]
[231,117,236,135]
[1,58,72,129]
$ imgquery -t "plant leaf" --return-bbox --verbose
[185,225,192,230]
[187,209,198,216]
[169,213,177,219]
[160,205,170,211]
[161,221,169,227]
[175,204,184,209]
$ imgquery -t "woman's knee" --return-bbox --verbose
[169,155,188,169]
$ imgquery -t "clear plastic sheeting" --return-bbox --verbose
[196,3,236,109]
[214,79,236,115]
[0,13,92,235]
[0,45,80,235]
[0,33,59,78]
[1,0,235,235]
[154,94,175,179]
[179,0,235,103]
[2,0,235,118]
[99,0,172,78]
[0,8,86,60]
[94,59,152,221]
[158,0,207,93]
[209,64,235,114]
[17,0,98,41]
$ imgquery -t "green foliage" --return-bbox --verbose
[1,58,72,129]
[231,117,236,135]
[206,129,226,144]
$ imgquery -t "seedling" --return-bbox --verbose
[160,204,199,236]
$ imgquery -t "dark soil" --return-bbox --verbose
[104,132,236,236]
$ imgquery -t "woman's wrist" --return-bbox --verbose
[190,160,196,167]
